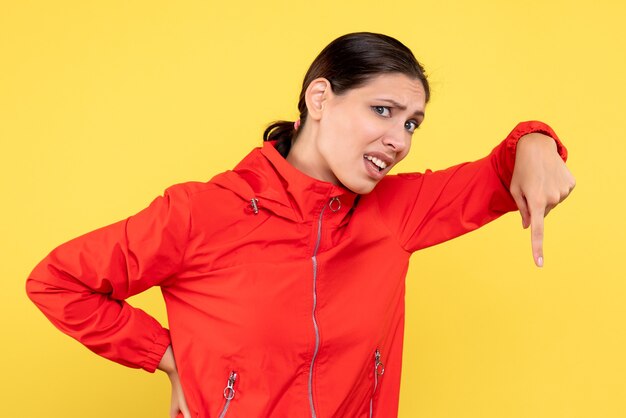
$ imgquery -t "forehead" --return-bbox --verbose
[352,73,426,109]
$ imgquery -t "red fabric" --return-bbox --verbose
[27,121,565,418]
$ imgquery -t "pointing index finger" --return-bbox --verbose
[529,203,545,267]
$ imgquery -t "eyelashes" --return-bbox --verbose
[372,106,390,117]
[371,106,419,134]
[404,120,418,133]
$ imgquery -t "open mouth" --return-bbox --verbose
[364,155,388,172]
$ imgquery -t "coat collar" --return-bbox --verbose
[212,141,358,223]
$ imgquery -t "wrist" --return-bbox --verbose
[157,345,178,375]
[517,133,558,154]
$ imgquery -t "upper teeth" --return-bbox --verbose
[366,155,387,170]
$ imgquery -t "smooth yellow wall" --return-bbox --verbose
[2,1,624,417]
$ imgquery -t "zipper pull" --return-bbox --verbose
[375,349,385,376]
[223,371,238,400]
[328,196,341,212]
[249,198,259,214]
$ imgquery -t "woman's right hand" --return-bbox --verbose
[158,345,191,418]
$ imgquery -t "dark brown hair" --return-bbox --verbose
[263,32,430,157]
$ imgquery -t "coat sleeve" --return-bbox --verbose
[25,184,191,372]
[372,121,568,253]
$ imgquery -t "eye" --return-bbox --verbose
[404,120,419,134]
[372,106,391,117]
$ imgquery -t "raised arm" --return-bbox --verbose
[372,121,572,260]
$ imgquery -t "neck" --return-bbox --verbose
[285,126,338,185]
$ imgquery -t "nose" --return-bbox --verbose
[382,124,409,154]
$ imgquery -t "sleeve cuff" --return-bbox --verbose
[141,328,171,373]
[495,120,568,187]
[505,120,568,162]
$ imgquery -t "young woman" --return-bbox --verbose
[27,32,575,418]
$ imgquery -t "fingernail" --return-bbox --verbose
[537,256,544,267]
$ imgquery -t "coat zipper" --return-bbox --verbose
[308,200,331,418]
[369,349,385,418]
[218,371,238,418]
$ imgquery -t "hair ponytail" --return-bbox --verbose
[263,120,300,158]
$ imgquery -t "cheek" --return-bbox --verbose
[335,107,379,136]
[319,110,355,147]
[342,123,387,159]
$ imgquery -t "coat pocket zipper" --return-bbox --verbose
[369,349,385,418]
[218,371,238,418]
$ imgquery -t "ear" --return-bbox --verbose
[305,78,332,121]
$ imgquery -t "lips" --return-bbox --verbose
[365,155,387,171]
[363,152,394,180]
[364,152,393,170]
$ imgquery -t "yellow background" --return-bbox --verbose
[1,1,624,417]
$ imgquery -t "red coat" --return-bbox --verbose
[27,121,566,418]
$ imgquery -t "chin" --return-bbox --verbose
[341,180,378,195]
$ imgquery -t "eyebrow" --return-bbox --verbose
[376,98,425,119]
